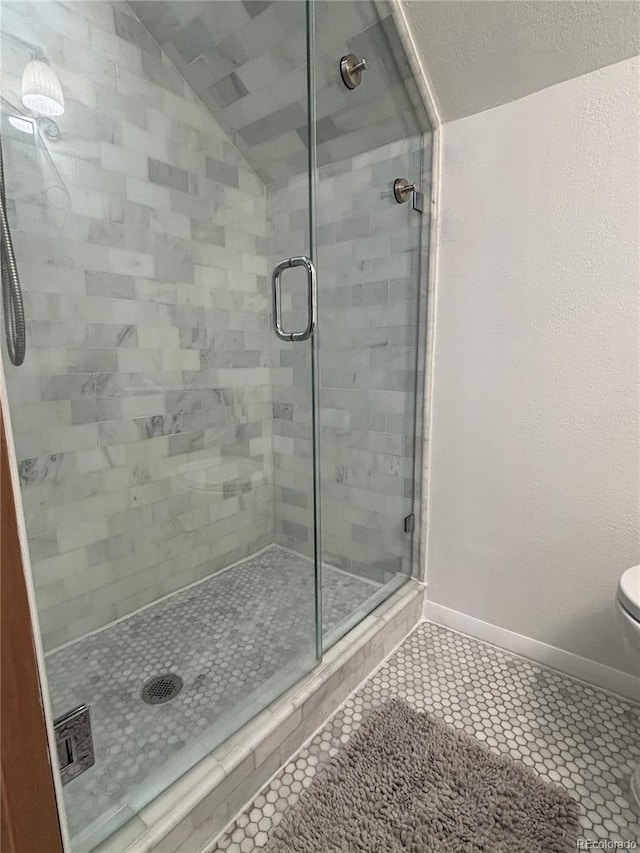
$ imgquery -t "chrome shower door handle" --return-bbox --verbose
[272,255,317,342]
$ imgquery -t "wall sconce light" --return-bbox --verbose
[21,58,65,117]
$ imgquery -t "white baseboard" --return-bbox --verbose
[425,602,640,703]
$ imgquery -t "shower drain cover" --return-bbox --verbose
[141,673,183,705]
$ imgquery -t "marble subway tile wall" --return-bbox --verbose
[130,0,428,185]
[1,1,272,650]
[268,135,428,584]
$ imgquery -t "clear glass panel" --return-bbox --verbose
[312,0,431,646]
[0,1,318,848]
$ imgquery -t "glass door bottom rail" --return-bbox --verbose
[45,545,382,848]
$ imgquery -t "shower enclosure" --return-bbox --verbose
[0,0,430,849]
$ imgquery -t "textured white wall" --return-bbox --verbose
[401,0,640,122]
[428,57,640,674]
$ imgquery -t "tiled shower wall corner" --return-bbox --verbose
[269,135,428,583]
[131,0,429,185]
[1,1,273,650]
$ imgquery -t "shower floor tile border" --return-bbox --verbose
[87,580,424,853]
[46,544,380,658]
[45,545,387,850]
[211,621,640,852]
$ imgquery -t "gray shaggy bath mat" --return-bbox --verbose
[266,700,578,852]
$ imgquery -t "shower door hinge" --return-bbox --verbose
[393,178,423,213]
[404,514,415,533]
[54,704,95,785]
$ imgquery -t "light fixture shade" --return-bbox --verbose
[21,59,65,117]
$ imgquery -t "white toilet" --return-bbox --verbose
[614,564,640,807]
[616,565,640,655]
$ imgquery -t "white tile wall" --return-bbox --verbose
[2,0,429,651]
[268,135,428,586]
[2,0,273,650]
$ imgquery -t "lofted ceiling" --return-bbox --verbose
[400,0,640,123]
[128,0,427,184]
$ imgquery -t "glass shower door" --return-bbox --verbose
[0,1,320,849]
[317,134,424,647]
[311,0,429,645]
[269,0,430,652]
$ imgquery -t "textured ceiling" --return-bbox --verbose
[401,0,640,123]
[128,0,428,184]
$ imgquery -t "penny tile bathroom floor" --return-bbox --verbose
[45,545,381,844]
[212,622,640,851]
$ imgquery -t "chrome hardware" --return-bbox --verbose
[54,704,95,785]
[340,54,367,89]
[394,177,416,203]
[404,514,415,533]
[272,255,317,342]
[393,177,423,212]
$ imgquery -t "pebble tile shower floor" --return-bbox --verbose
[213,622,640,851]
[45,546,380,842]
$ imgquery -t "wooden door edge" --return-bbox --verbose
[1,398,65,853]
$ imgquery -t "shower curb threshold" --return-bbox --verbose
[92,580,423,853]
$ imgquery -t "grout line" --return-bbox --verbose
[48,542,383,657]
[387,0,443,589]
[275,542,381,589]
[202,599,423,853]
[420,120,443,590]
[389,0,443,130]
[426,618,640,707]
[46,542,275,655]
